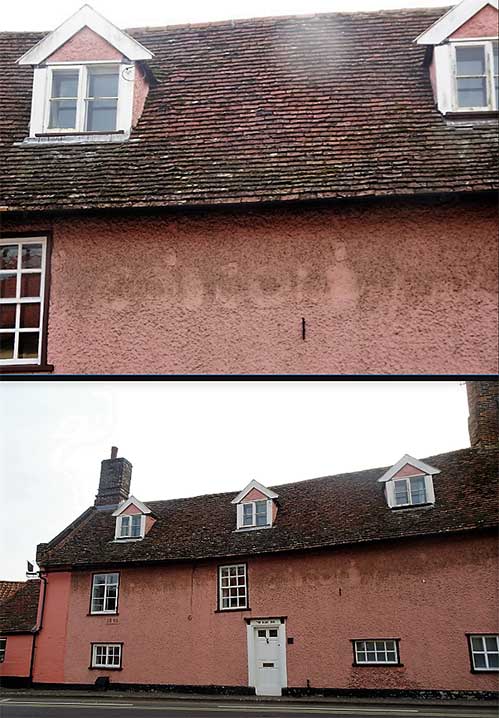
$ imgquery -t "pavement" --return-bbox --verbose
[0,692,498,718]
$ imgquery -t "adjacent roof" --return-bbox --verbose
[1,7,498,214]
[0,580,40,634]
[0,581,24,604]
[37,446,498,570]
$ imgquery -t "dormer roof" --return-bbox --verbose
[377,454,441,483]
[415,0,499,45]
[231,480,278,504]
[112,495,152,517]
[17,4,153,66]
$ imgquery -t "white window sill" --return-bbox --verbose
[112,537,144,542]
[234,525,273,532]
[16,131,130,147]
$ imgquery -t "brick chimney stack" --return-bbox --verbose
[466,381,498,450]
[95,447,132,507]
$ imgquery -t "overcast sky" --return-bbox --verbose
[1,0,454,31]
[0,380,470,581]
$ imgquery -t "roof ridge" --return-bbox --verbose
[142,446,476,506]
[126,5,450,34]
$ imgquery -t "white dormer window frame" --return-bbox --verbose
[115,513,146,540]
[378,455,439,510]
[450,39,498,112]
[237,499,273,530]
[28,61,136,138]
[391,474,434,508]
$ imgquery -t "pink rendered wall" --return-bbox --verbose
[393,464,425,478]
[121,504,142,515]
[35,531,499,691]
[244,489,268,501]
[3,196,498,374]
[47,27,124,62]
[450,5,498,38]
[132,65,149,127]
[32,572,71,684]
[0,634,33,678]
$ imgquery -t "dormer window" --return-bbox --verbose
[16,5,153,143]
[47,65,120,133]
[231,479,278,531]
[378,455,440,510]
[117,513,144,539]
[242,500,270,528]
[416,0,499,115]
[112,495,154,541]
[393,475,427,507]
[454,42,498,111]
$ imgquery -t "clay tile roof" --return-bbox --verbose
[0,7,498,213]
[0,580,40,634]
[38,446,498,570]
[0,581,24,604]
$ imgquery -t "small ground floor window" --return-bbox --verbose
[90,643,122,669]
[0,637,6,662]
[468,635,499,672]
[352,639,400,666]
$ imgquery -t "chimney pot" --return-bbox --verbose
[111,446,118,459]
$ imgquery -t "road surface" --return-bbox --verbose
[0,697,497,718]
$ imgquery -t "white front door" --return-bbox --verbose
[247,620,287,696]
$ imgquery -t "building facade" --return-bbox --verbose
[14,380,499,697]
[0,580,41,685]
[0,0,498,375]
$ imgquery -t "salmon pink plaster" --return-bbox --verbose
[132,65,149,127]
[33,531,499,691]
[3,195,498,374]
[32,572,71,684]
[450,5,499,38]
[393,465,425,478]
[47,27,124,62]
[0,635,33,678]
[244,489,269,502]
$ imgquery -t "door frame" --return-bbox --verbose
[246,617,287,695]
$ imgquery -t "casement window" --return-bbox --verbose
[242,500,270,528]
[0,237,49,368]
[353,639,400,666]
[218,564,248,610]
[91,643,122,669]
[0,638,6,663]
[237,500,272,530]
[393,476,427,506]
[46,64,120,134]
[453,41,498,111]
[90,573,119,614]
[468,635,499,672]
[115,513,145,540]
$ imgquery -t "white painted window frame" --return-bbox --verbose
[91,643,122,668]
[386,474,435,509]
[0,236,47,366]
[354,639,399,665]
[236,500,273,530]
[90,573,119,615]
[469,635,499,671]
[29,61,135,138]
[0,637,6,663]
[451,39,498,111]
[115,513,146,540]
[218,564,248,611]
